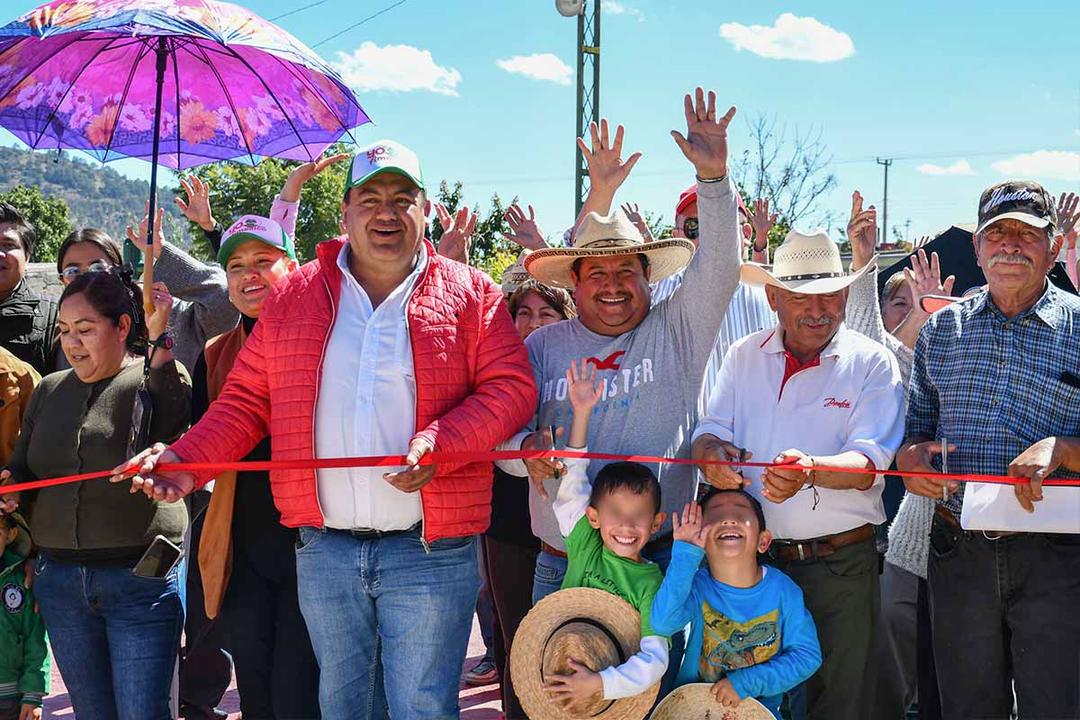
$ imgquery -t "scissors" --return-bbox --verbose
[940,436,949,502]
[548,424,562,480]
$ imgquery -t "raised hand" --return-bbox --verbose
[504,203,549,250]
[566,358,602,413]
[847,190,877,271]
[751,197,777,250]
[433,203,477,263]
[903,248,956,308]
[175,175,215,232]
[670,87,736,180]
[620,202,654,241]
[577,118,642,195]
[127,202,166,260]
[1057,192,1079,247]
[280,152,351,203]
[144,281,174,343]
[913,234,932,249]
[672,502,710,548]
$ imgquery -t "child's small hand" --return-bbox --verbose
[711,678,741,707]
[672,502,711,548]
[566,358,603,413]
[545,658,604,712]
[19,704,42,720]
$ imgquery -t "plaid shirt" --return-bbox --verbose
[906,282,1080,515]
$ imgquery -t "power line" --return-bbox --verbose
[268,0,330,21]
[311,0,408,48]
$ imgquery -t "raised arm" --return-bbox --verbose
[662,88,742,375]
[571,119,643,237]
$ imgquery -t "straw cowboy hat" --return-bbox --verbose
[740,229,872,294]
[649,683,774,720]
[501,249,531,295]
[524,210,695,290]
[510,588,661,720]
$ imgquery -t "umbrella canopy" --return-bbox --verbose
[0,0,370,169]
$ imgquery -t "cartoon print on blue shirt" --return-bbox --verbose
[699,602,780,681]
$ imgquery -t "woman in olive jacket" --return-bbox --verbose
[0,269,190,720]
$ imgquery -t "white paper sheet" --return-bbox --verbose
[961,482,1080,534]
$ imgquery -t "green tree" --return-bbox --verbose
[0,184,74,262]
[179,142,351,261]
[429,180,519,282]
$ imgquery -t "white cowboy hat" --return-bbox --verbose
[524,210,695,290]
[741,229,872,294]
[510,588,661,720]
[501,249,532,295]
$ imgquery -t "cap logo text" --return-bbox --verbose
[982,187,1038,214]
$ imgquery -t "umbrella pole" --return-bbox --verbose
[143,37,169,317]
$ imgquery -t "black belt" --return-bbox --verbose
[326,522,420,540]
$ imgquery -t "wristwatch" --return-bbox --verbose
[149,333,174,351]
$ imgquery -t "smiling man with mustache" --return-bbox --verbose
[897,180,1080,720]
[692,227,906,720]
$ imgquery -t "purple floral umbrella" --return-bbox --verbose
[0,0,370,307]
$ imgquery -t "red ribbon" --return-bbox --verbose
[2,449,1078,497]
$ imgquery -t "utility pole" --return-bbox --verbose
[876,157,892,247]
[574,1,600,218]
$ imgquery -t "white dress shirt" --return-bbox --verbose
[694,325,905,540]
[315,243,427,530]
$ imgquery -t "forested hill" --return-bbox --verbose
[0,145,185,242]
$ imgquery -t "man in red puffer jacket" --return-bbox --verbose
[116,140,537,720]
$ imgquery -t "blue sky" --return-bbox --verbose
[3,0,1078,243]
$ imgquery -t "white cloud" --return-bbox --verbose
[917,160,976,176]
[602,1,644,21]
[992,150,1080,182]
[496,53,573,86]
[719,13,854,62]
[334,42,461,96]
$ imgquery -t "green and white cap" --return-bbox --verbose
[217,215,296,266]
[345,140,425,196]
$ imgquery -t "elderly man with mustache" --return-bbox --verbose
[692,228,906,720]
[897,180,1080,720]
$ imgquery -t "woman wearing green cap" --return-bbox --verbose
[190,214,322,719]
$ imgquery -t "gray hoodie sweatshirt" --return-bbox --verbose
[524,178,741,549]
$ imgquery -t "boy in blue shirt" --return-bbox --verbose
[650,488,820,717]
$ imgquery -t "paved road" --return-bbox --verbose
[43,616,502,719]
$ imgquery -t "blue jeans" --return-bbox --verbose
[295,526,480,720]
[33,555,183,720]
[531,549,568,605]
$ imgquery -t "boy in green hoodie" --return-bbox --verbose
[0,513,48,720]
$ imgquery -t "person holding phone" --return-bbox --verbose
[0,269,191,720]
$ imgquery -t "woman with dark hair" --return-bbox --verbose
[54,219,237,373]
[478,277,576,720]
[0,270,190,720]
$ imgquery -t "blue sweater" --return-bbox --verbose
[651,541,821,717]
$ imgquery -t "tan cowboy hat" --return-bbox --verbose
[524,210,695,289]
[649,683,774,720]
[501,249,532,295]
[510,588,661,720]
[741,229,872,294]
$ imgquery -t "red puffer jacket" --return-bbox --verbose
[171,238,537,541]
